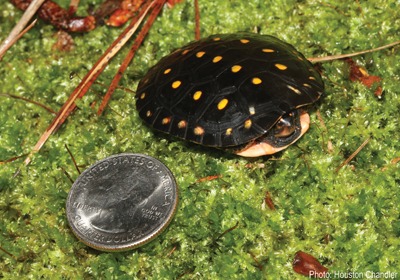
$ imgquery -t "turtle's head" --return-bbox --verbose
[235,109,310,157]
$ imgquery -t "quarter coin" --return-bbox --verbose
[66,153,178,251]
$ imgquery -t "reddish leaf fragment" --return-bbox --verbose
[346,58,366,82]
[359,75,381,88]
[391,157,400,164]
[373,86,383,98]
[105,0,145,27]
[346,58,382,97]
[11,0,96,32]
[52,30,74,52]
[293,251,328,278]
[100,0,181,28]
[264,191,275,210]
[93,0,121,23]
[106,9,135,27]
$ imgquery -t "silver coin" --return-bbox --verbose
[66,153,178,251]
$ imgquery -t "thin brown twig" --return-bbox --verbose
[0,246,17,260]
[60,166,74,184]
[335,136,371,173]
[315,109,327,132]
[195,174,222,183]
[97,0,166,115]
[64,144,80,174]
[15,1,156,175]
[214,221,239,243]
[0,154,28,165]
[70,72,136,95]
[308,40,400,63]
[0,0,45,60]
[165,245,177,257]
[94,81,136,94]
[194,0,200,40]
[248,251,263,271]
[316,109,334,153]
[0,19,38,61]
[0,93,56,114]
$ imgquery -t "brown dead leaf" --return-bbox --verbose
[345,58,383,97]
[293,251,328,278]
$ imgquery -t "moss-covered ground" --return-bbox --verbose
[1,0,399,279]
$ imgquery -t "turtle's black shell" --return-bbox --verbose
[136,33,324,147]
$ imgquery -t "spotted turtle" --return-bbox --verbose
[136,33,324,157]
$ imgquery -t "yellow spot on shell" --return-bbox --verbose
[226,128,233,135]
[359,67,368,76]
[162,117,171,125]
[249,106,256,115]
[196,51,206,58]
[213,56,223,63]
[303,83,311,88]
[181,49,190,55]
[172,80,181,89]
[231,65,242,73]
[140,93,146,99]
[164,68,172,74]
[262,48,274,53]
[240,39,250,44]
[309,76,316,80]
[213,37,221,41]
[146,110,152,117]
[193,90,202,100]
[194,126,205,135]
[252,77,262,85]
[244,119,252,129]
[178,120,187,129]
[287,85,302,95]
[217,98,229,110]
[275,63,288,70]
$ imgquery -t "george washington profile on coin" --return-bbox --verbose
[88,168,157,233]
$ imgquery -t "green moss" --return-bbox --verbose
[1,0,399,279]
